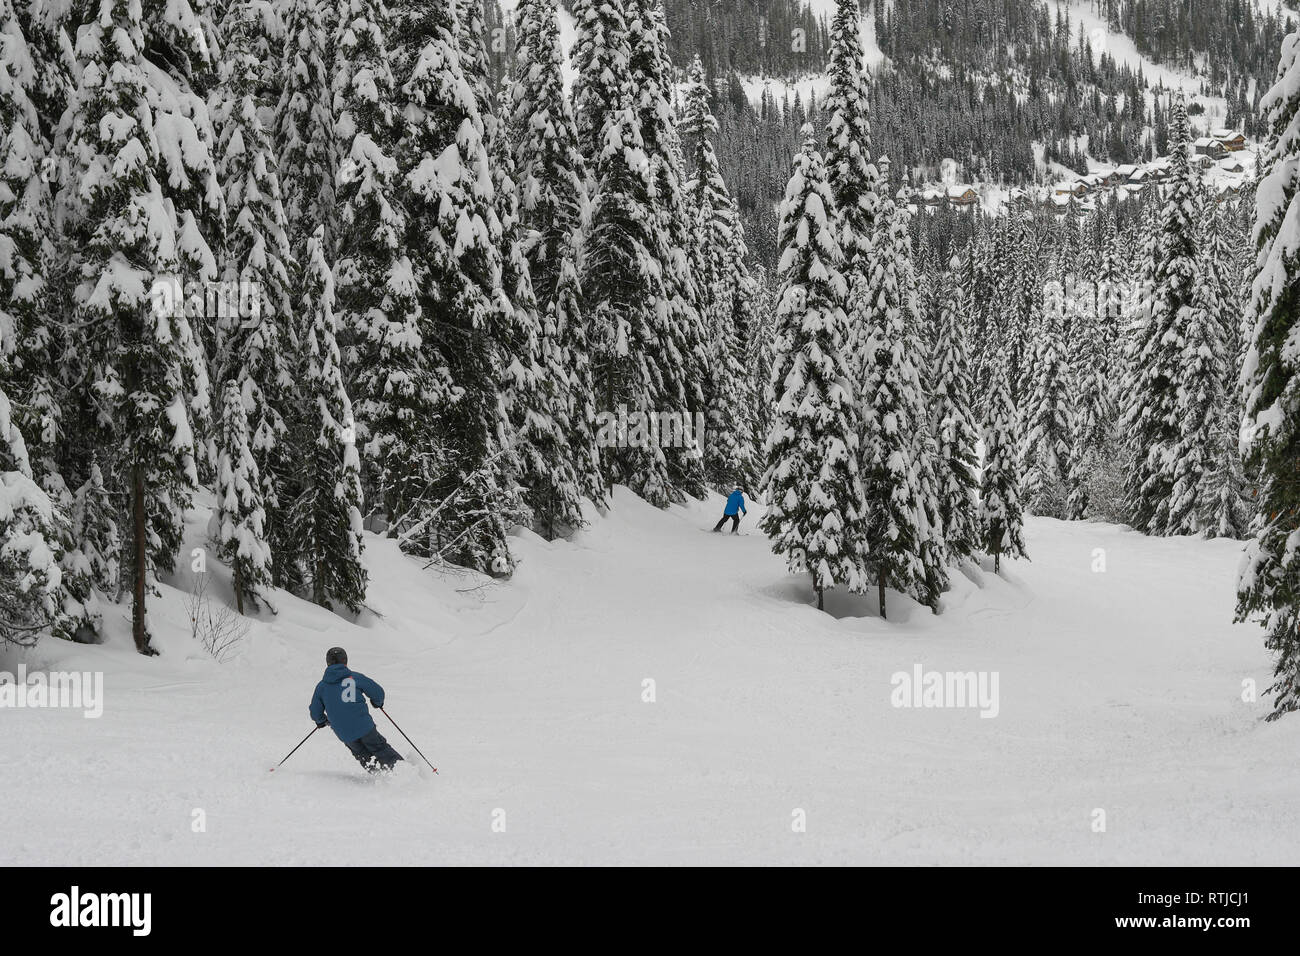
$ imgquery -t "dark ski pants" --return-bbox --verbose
[713,513,741,533]
[345,728,403,772]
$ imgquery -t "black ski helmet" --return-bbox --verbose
[326,647,348,666]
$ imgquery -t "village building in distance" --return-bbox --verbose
[902,127,1252,217]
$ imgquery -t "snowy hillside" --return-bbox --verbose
[4,490,1294,866]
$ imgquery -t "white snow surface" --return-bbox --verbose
[3,487,1296,865]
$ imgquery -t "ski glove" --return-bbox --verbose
[316,719,329,728]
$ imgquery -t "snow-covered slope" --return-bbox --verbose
[3,487,1295,865]
[1052,0,1229,120]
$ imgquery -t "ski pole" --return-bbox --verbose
[379,707,439,774]
[270,725,321,772]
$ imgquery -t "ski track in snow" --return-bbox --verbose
[2,488,1296,866]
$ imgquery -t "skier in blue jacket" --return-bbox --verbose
[712,485,747,533]
[309,647,404,772]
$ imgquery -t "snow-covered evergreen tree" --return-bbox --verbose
[576,0,680,505]
[823,0,880,270]
[63,457,119,637]
[626,0,708,498]
[0,0,61,484]
[0,2,68,645]
[1002,219,1042,407]
[854,170,946,615]
[679,55,759,491]
[571,0,628,181]
[212,0,298,584]
[391,0,517,574]
[1237,30,1300,719]
[141,0,222,477]
[979,355,1028,574]
[1196,198,1251,538]
[332,0,440,535]
[2,0,102,640]
[285,228,367,613]
[509,0,604,511]
[13,0,74,147]
[214,379,270,614]
[1068,220,1126,520]
[492,119,588,539]
[1167,194,1232,537]
[454,5,584,542]
[1121,97,1200,536]
[929,259,981,563]
[61,0,208,654]
[1020,279,1077,518]
[275,0,336,260]
[0,385,66,646]
[760,129,865,612]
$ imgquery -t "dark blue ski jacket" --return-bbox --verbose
[309,664,385,743]
[724,490,747,516]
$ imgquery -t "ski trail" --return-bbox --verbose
[3,488,1296,864]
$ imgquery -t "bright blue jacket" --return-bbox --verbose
[724,490,747,516]
[309,665,385,743]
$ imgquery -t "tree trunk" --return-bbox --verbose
[816,584,823,611]
[234,564,245,616]
[313,552,325,608]
[878,572,887,620]
[131,465,153,655]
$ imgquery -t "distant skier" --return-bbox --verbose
[309,647,404,773]
[713,485,748,533]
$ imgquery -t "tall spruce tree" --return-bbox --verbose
[576,0,679,505]
[286,227,367,612]
[0,0,61,488]
[1121,98,1200,535]
[1167,194,1232,536]
[458,2,583,541]
[0,385,66,646]
[390,0,518,574]
[627,0,709,498]
[571,0,627,171]
[214,379,270,614]
[1020,279,1077,518]
[824,0,880,271]
[1197,198,1251,538]
[680,55,759,491]
[333,0,438,535]
[0,1,68,644]
[1237,30,1300,719]
[854,170,945,616]
[760,129,866,612]
[929,259,981,563]
[276,0,336,261]
[212,0,297,585]
[61,0,209,654]
[509,0,605,511]
[980,355,1028,574]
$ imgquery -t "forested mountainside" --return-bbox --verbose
[659,0,834,74]
[485,0,1288,272]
